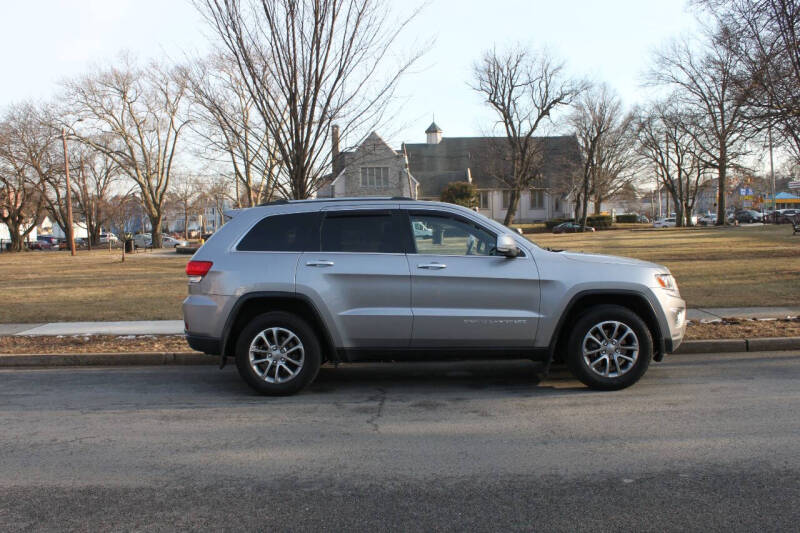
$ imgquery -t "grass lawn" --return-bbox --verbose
[532,224,800,308]
[0,250,189,323]
[1,224,798,323]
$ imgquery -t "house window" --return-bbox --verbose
[478,191,489,209]
[502,190,510,209]
[360,167,389,188]
[529,189,544,209]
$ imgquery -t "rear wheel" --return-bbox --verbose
[565,305,653,391]
[235,311,321,395]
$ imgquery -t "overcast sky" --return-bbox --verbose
[0,0,701,147]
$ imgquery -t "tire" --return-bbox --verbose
[235,311,322,396]
[565,304,653,391]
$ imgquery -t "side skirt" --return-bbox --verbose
[335,346,550,363]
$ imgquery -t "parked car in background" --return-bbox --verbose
[768,209,799,223]
[30,236,54,250]
[698,214,717,226]
[732,210,762,223]
[162,236,189,248]
[636,214,650,223]
[133,233,152,249]
[653,217,676,228]
[552,222,596,234]
[99,233,119,245]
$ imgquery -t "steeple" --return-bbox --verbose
[425,120,442,144]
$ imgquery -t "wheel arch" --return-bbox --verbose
[549,290,666,363]
[222,292,337,363]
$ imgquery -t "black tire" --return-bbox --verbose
[565,304,653,391]
[235,311,322,396]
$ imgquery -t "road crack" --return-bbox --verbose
[366,388,386,433]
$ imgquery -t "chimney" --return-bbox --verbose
[331,124,340,159]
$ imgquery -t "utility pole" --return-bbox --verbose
[769,122,775,219]
[61,127,76,257]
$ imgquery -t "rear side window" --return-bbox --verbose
[237,212,320,251]
[321,212,405,253]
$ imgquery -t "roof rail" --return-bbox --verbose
[258,198,290,206]
[257,196,417,207]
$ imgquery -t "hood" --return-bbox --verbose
[559,251,664,270]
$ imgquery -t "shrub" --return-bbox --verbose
[440,181,477,208]
[615,214,639,223]
[586,215,613,228]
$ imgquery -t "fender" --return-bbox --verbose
[546,289,669,364]
[220,291,337,362]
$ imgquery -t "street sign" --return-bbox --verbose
[789,180,800,189]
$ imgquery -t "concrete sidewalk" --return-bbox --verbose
[2,306,798,337]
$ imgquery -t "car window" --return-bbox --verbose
[409,214,496,256]
[320,212,405,253]
[237,212,320,252]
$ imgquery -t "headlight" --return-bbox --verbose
[655,273,677,292]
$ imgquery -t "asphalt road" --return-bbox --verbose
[1,351,799,532]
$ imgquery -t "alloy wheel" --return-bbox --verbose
[582,320,639,378]
[248,327,305,384]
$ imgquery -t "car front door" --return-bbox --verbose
[295,208,412,350]
[404,210,540,349]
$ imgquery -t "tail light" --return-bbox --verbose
[186,260,213,282]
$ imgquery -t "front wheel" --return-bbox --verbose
[565,305,653,391]
[235,311,322,395]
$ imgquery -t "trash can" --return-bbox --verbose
[124,238,134,253]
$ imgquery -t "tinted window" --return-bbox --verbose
[237,212,319,251]
[321,212,405,253]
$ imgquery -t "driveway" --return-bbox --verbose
[1,351,799,531]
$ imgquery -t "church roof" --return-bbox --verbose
[425,121,442,134]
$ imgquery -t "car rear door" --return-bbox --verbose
[295,207,413,349]
[403,209,540,349]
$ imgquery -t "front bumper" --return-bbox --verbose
[655,291,687,353]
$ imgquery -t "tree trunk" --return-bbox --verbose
[149,213,163,248]
[716,156,727,225]
[503,189,520,226]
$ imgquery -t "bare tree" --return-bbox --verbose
[72,146,119,248]
[697,0,800,161]
[185,53,281,206]
[168,174,201,240]
[0,108,47,251]
[636,102,708,226]
[195,0,423,199]
[64,56,189,248]
[570,85,636,224]
[472,45,585,225]
[649,29,752,224]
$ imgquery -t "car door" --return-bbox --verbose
[295,208,413,349]
[404,209,540,348]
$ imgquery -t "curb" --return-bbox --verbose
[0,352,214,367]
[0,338,798,367]
[674,337,800,354]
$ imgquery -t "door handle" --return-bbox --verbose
[417,262,447,270]
[306,260,335,267]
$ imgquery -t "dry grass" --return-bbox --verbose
[0,250,189,323]
[532,225,800,308]
[0,334,193,354]
[1,225,798,324]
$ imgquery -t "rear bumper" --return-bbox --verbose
[185,334,221,355]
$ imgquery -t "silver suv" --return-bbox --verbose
[183,198,686,395]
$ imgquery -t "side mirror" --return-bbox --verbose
[496,234,520,258]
